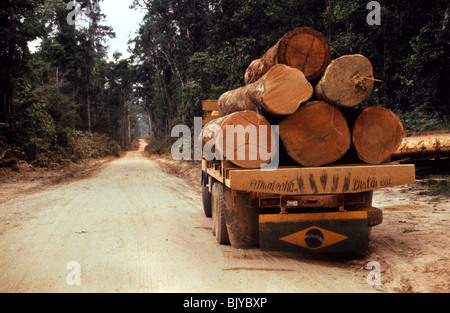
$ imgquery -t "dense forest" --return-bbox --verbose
[1,0,449,164]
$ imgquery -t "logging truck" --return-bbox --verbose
[200,26,418,253]
[201,100,416,253]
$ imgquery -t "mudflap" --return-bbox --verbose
[259,211,369,253]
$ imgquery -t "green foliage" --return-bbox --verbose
[65,129,120,161]
[394,19,450,131]
[418,173,450,197]
[145,134,175,155]
[324,0,450,131]
[0,0,126,166]
[10,80,57,149]
[0,0,46,127]
[426,182,450,197]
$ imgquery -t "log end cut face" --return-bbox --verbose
[278,27,331,81]
[353,107,404,164]
[261,64,313,116]
[279,101,351,167]
[316,54,374,108]
[216,111,277,168]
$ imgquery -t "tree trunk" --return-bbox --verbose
[218,64,312,117]
[87,97,91,134]
[144,106,153,139]
[315,54,374,108]
[244,27,330,84]
[2,93,12,126]
[279,101,351,167]
[201,111,276,169]
[121,98,131,148]
[392,131,450,160]
[352,107,404,164]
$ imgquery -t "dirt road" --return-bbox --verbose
[0,141,448,293]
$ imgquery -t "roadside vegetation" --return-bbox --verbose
[417,173,450,197]
[0,0,141,168]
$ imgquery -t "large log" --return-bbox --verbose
[201,115,227,151]
[315,54,374,108]
[244,27,330,84]
[202,111,276,168]
[279,101,351,167]
[392,131,450,160]
[352,107,404,164]
[218,64,312,117]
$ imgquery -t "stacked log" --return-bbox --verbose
[204,27,406,168]
[201,111,276,169]
[352,107,404,164]
[218,64,313,117]
[392,131,450,160]
[279,101,351,166]
[315,54,374,108]
[244,27,330,84]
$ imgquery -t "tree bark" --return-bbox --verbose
[352,107,404,164]
[392,131,450,160]
[144,105,153,139]
[218,64,312,117]
[87,97,91,134]
[315,54,374,108]
[244,27,330,84]
[279,101,351,167]
[121,98,131,148]
[201,111,276,169]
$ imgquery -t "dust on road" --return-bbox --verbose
[0,141,448,292]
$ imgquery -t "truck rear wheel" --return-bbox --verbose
[223,188,259,249]
[211,182,230,245]
[201,171,212,217]
[202,185,212,218]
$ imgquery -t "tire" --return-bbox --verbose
[201,172,212,218]
[223,189,259,248]
[211,182,230,245]
[367,206,383,227]
[202,185,212,218]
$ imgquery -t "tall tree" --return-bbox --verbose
[0,0,46,128]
